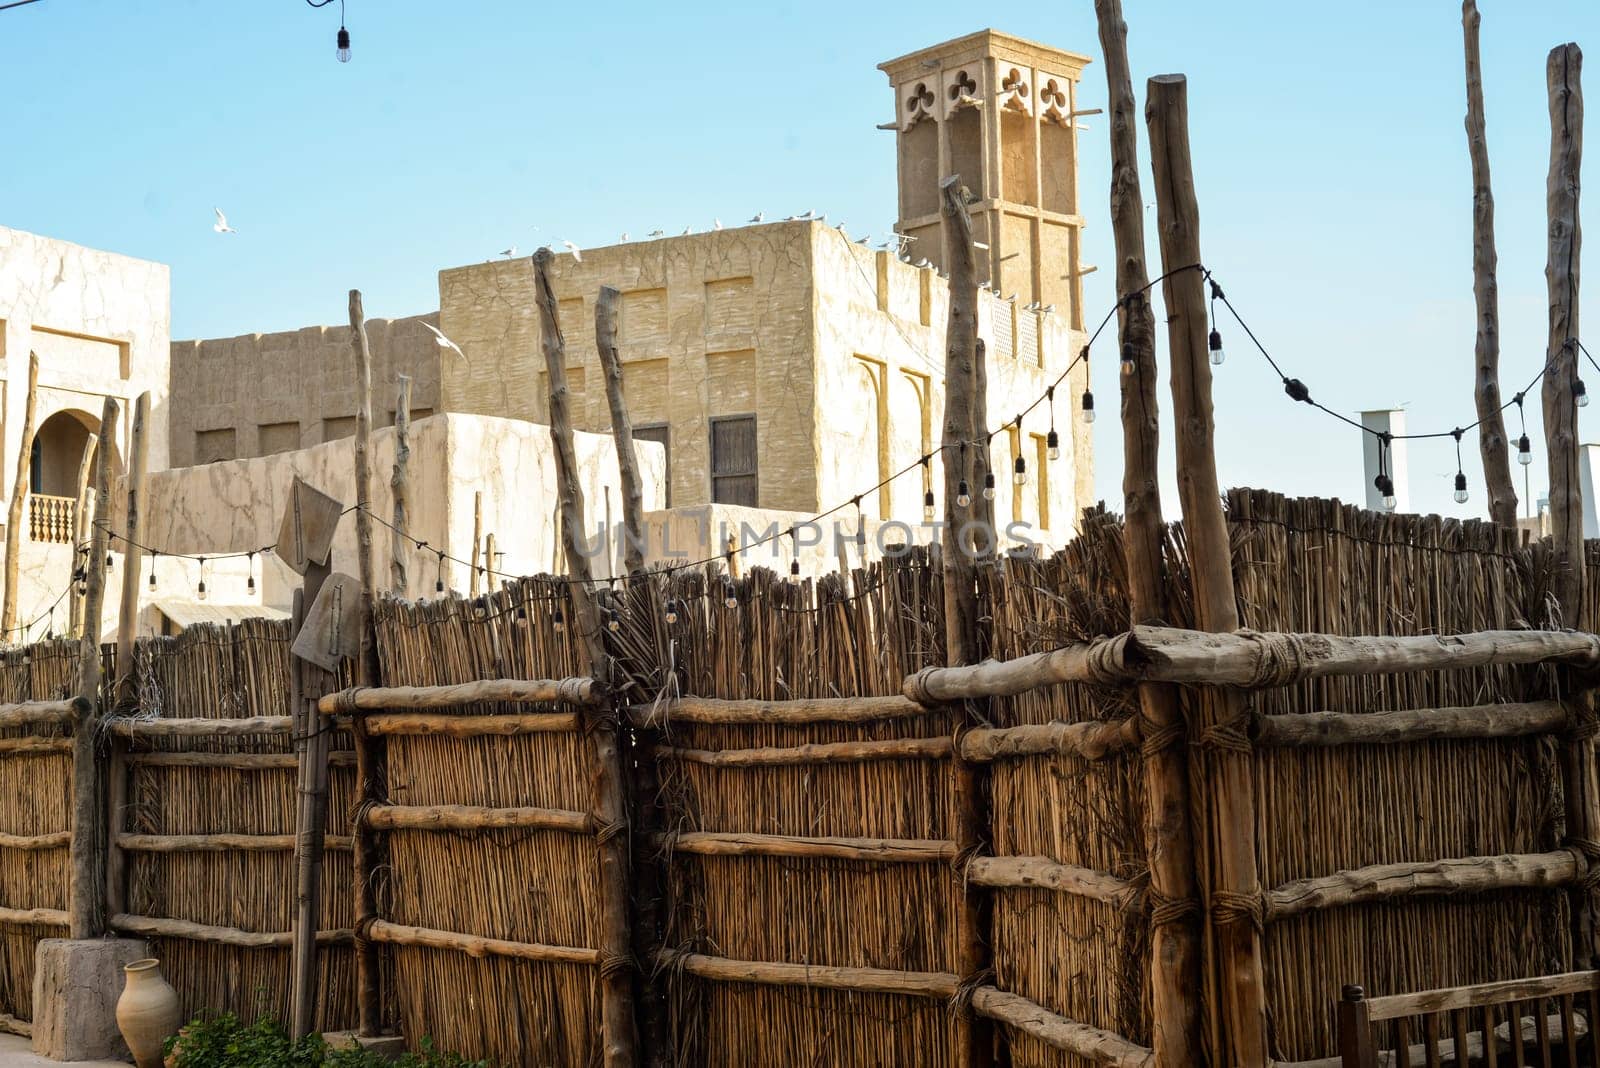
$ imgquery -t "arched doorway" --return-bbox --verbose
[28,408,110,544]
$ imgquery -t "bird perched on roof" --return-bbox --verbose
[419,321,469,364]
[748,211,765,223]
[713,219,723,230]
[619,232,630,243]
[212,208,237,234]
[498,245,517,258]
[647,229,664,238]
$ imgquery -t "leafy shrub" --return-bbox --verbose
[164,1014,489,1068]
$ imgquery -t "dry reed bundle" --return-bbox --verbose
[371,580,601,1060]
[120,618,358,1030]
[0,638,80,1021]
[1223,489,1561,1060]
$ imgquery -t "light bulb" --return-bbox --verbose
[106,553,113,572]
[1208,328,1225,366]
[336,26,351,63]
[435,577,445,593]
[956,480,971,508]
[553,607,565,633]
[923,490,935,522]
[197,580,207,602]
[1579,379,1591,408]
[1081,391,1095,424]
[1517,434,1533,465]
[1013,456,1027,486]
[247,574,256,594]
[148,568,157,591]
[1047,429,1060,460]
[723,583,738,609]
[606,610,620,633]
[1383,495,1397,512]
[1120,355,1136,378]
[982,472,996,501]
[1454,472,1469,504]
[790,559,801,579]
[665,601,680,625]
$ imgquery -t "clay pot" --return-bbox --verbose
[116,958,181,1068]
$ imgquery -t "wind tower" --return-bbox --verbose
[879,30,1092,329]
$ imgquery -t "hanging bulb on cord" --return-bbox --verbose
[1578,378,1591,408]
[723,580,738,610]
[956,480,971,508]
[982,471,996,501]
[1454,472,1469,504]
[1080,391,1095,425]
[1208,328,1225,366]
[1013,454,1026,486]
[1517,434,1534,465]
[923,489,935,523]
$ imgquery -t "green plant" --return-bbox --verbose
[165,1014,489,1068]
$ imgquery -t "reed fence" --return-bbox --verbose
[0,488,1589,1066]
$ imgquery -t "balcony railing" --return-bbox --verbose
[28,495,76,544]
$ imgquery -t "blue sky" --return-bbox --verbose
[2,0,1597,520]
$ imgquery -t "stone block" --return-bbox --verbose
[31,937,149,1062]
[323,1031,409,1060]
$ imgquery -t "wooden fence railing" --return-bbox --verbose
[26,495,74,545]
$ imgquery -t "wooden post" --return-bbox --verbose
[68,431,97,638]
[533,248,637,1067]
[596,286,646,576]
[1095,4,1203,1063]
[3,353,40,638]
[70,395,117,940]
[939,176,982,666]
[1336,986,1378,1068]
[347,290,384,1035]
[114,392,150,705]
[391,375,411,595]
[970,337,994,561]
[288,580,330,1042]
[1462,1,1519,529]
[470,491,483,596]
[1543,41,1598,968]
[937,174,993,1068]
[1146,73,1269,1064]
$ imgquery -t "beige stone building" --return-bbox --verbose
[0,225,171,636]
[170,29,1096,552]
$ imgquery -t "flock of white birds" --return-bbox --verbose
[206,205,1050,364]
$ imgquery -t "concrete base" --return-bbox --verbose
[323,1032,407,1060]
[31,938,149,1062]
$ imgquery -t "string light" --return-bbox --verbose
[956,442,971,507]
[1373,434,1396,512]
[1514,393,1533,466]
[664,599,681,625]
[106,551,113,572]
[196,557,207,601]
[1578,378,1591,408]
[982,436,996,501]
[1046,387,1061,460]
[148,551,157,591]
[605,605,621,633]
[1207,276,1226,366]
[1452,429,1469,505]
[246,551,256,594]
[1012,415,1027,486]
[1119,339,1136,378]
[723,577,738,610]
[920,456,934,522]
[789,527,801,579]
[855,496,867,551]
[552,604,565,632]
[435,548,446,594]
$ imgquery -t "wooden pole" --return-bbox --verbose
[1146,73,1269,1064]
[68,432,97,638]
[70,395,117,940]
[595,287,647,576]
[1462,0,1519,529]
[532,248,637,1067]
[114,392,150,705]
[937,174,993,1068]
[3,352,40,638]
[1543,41,1598,968]
[970,337,994,559]
[347,289,384,1035]
[1094,5,1203,1063]
[391,375,411,595]
[483,532,496,590]
[287,585,318,1041]
[939,176,982,666]
[470,491,483,596]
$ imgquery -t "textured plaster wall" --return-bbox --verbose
[808,225,1089,546]
[0,225,172,640]
[438,222,819,512]
[146,413,665,605]
[169,314,444,468]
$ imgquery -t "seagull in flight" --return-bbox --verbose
[212,208,237,234]
[561,239,582,262]
[419,321,469,364]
